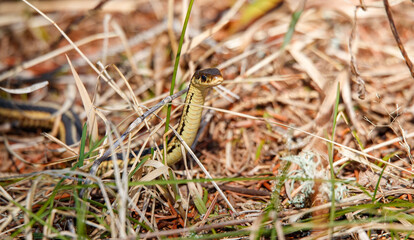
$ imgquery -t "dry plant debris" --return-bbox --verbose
[1,0,414,239]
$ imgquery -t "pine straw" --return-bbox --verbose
[1,0,414,239]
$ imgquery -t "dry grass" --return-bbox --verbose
[1,0,414,239]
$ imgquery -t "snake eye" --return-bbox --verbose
[201,75,207,82]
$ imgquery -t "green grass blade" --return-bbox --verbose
[77,123,88,167]
[164,0,195,134]
[281,2,304,49]
[328,82,341,232]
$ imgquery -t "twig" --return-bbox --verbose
[201,183,271,196]
[383,0,414,79]
[349,6,366,99]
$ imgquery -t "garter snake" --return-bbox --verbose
[0,68,223,179]
[96,68,223,175]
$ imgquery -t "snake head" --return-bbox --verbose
[192,68,223,88]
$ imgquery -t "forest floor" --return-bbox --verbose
[1,0,414,239]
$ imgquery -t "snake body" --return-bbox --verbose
[165,68,223,165]
[0,98,82,145]
[0,68,223,179]
[97,68,223,175]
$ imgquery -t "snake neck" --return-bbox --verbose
[165,85,208,165]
